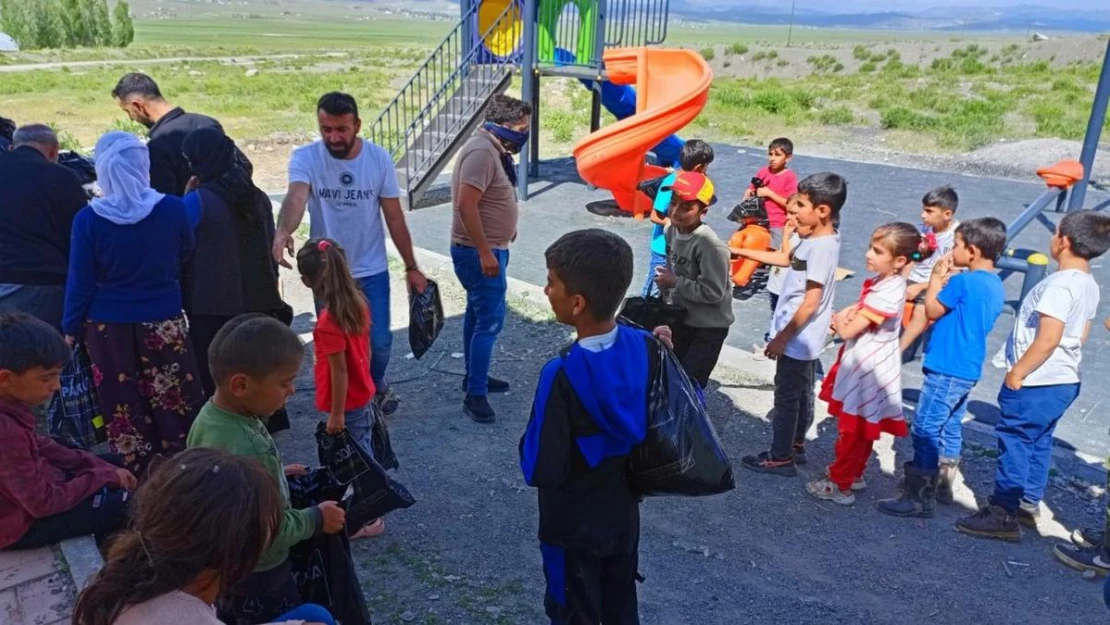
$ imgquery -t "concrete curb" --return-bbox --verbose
[58,536,102,592]
[400,241,1107,485]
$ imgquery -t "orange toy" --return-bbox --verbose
[726,196,773,287]
[1035,160,1084,189]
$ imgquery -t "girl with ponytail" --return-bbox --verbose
[296,238,384,539]
[73,448,334,625]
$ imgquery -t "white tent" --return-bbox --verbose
[0,33,18,52]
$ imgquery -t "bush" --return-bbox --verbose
[852,45,870,61]
[859,61,877,73]
[807,54,839,73]
[727,42,749,56]
[880,107,936,131]
[752,49,779,62]
[819,106,855,126]
[833,62,844,73]
[700,47,715,61]
[776,58,789,67]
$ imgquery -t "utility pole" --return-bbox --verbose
[786,0,797,48]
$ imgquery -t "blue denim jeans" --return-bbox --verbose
[276,603,336,625]
[911,369,977,470]
[356,271,392,392]
[451,244,509,397]
[641,251,667,298]
[991,382,1080,512]
[344,403,376,461]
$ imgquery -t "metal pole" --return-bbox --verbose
[529,73,540,177]
[461,0,473,53]
[590,80,602,132]
[517,0,538,200]
[1068,36,1110,212]
[786,0,797,48]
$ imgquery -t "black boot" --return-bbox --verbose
[876,465,938,518]
[936,460,958,505]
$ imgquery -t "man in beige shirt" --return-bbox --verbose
[450,94,531,423]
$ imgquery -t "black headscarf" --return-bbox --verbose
[182,127,260,222]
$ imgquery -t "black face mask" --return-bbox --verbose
[484,122,530,154]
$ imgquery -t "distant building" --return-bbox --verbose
[0,33,18,52]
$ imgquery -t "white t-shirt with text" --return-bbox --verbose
[1004,269,1099,387]
[908,221,959,284]
[771,234,841,361]
[288,139,400,278]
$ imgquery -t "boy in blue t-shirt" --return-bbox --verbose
[642,140,714,297]
[877,217,1007,518]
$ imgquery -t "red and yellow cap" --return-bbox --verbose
[667,171,717,206]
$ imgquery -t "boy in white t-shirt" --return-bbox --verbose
[733,173,847,476]
[901,185,960,360]
[957,210,1110,542]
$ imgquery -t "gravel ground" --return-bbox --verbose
[267,245,1109,625]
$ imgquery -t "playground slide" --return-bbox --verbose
[573,47,712,216]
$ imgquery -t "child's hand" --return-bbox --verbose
[113,468,138,490]
[743,188,754,200]
[654,266,678,289]
[318,501,346,534]
[930,253,953,280]
[326,413,346,435]
[764,335,788,360]
[1004,370,1024,391]
[653,325,674,349]
[755,187,771,198]
[283,464,308,477]
[1104,316,1109,333]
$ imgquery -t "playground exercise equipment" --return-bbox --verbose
[573,47,711,216]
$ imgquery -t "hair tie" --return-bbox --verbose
[318,240,331,252]
[911,251,923,261]
[923,232,938,252]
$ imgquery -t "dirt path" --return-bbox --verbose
[268,241,1108,625]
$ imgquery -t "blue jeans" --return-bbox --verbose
[911,370,977,470]
[356,271,392,392]
[451,245,509,397]
[641,251,667,298]
[344,403,376,461]
[992,383,1080,512]
[276,603,336,625]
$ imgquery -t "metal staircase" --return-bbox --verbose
[367,2,520,209]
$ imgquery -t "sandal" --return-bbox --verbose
[806,478,855,505]
[350,518,386,539]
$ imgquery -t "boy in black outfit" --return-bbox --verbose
[521,229,659,625]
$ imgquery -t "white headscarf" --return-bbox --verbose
[90,131,164,225]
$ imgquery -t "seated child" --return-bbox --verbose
[735,173,847,474]
[73,447,336,625]
[642,140,714,298]
[186,314,346,624]
[957,211,1110,542]
[900,185,961,360]
[0,312,135,551]
[806,223,935,505]
[522,229,656,625]
[653,171,733,389]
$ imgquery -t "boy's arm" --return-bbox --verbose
[757,187,790,208]
[0,428,114,519]
[267,507,324,559]
[675,243,731,304]
[649,208,668,226]
[923,257,958,321]
[772,281,823,346]
[1005,315,1065,390]
[731,248,791,267]
[520,362,572,488]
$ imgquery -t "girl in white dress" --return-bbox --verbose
[807,223,936,505]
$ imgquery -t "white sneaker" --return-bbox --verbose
[806,478,855,505]
[751,343,770,361]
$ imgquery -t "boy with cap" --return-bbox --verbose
[654,171,734,389]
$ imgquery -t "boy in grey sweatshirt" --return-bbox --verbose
[654,171,734,388]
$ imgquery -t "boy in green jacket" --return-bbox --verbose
[187,313,345,623]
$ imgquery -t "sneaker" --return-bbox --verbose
[955,505,1022,542]
[376,387,399,417]
[1016,501,1040,528]
[824,467,866,491]
[792,443,808,466]
[1071,527,1105,550]
[806,478,855,505]
[750,343,770,362]
[461,375,511,394]
[741,451,797,477]
[1053,543,1110,576]
[463,394,496,423]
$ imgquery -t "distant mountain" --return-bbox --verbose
[667,2,1110,33]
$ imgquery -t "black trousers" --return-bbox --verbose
[541,529,641,625]
[771,355,817,460]
[671,323,729,390]
[5,454,129,550]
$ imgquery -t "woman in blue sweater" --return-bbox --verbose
[63,132,204,477]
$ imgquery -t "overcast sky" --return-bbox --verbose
[680,0,1104,11]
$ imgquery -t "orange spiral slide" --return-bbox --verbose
[573,47,713,217]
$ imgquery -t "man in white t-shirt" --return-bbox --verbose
[957,210,1109,543]
[273,92,428,416]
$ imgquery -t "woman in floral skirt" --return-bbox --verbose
[62,132,203,477]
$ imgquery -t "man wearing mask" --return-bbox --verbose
[449,95,532,423]
[0,125,88,329]
[111,72,251,196]
[273,92,428,418]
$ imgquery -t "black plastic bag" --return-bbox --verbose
[315,423,415,528]
[287,470,372,625]
[370,403,398,471]
[408,279,444,360]
[636,174,669,201]
[47,343,106,449]
[628,342,736,497]
[618,296,686,332]
[726,196,767,225]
